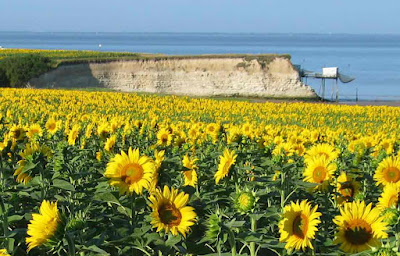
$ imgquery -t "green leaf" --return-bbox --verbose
[117,206,131,218]
[84,245,110,255]
[224,220,246,228]
[53,179,75,191]
[21,161,38,173]
[7,238,14,252]
[165,234,181,247]
[94,192,121,206]
[7,215,23,223]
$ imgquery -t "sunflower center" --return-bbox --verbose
[312,166,327,183]
[223,160,233,174]
[161,134,168,143]
[121,163,144,184]
[48,123,56,130]
[292,213,309,239]
[344,220,372,245]
[30,128,39,134]
[339,182,355,198]
[101,133,109,141]
[13,129,21,138]
[388,195,398,208]
[158,203,182,226]
[384,167,400,183]
[184,170,193,180]
[239,194,250,207]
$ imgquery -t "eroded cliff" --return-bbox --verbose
[29,55,317,98]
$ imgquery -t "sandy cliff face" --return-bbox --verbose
[30,57,316,98]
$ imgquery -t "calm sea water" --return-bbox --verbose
[1,32,399,101]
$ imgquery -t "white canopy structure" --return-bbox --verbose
[295,65,355,101]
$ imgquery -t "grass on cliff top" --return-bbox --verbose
[0,48,290,67]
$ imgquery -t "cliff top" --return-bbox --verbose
[0,48,290,67]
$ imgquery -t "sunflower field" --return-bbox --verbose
[1,88,400,256]
[0,49,139,61]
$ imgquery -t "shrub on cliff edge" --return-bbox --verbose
[0,67,7,87]
[0,54,52,87]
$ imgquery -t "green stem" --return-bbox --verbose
[66,233,75,256]
[250,216,257,256]
[0,155,3,191]
[0,196,9,244]
[323,193,330,246]
[280,172,286,209]
[396,223,400,249]
[217,239,222,256]
[39,164,46,201]
[227,228,236,256]
[130,194,135,229]
[195,184,200,198]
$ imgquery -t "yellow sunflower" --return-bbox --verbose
[149,150,165,193]
[104,148,155,195]
[303,156,336,191]
[279,200,321,251]
[154,150,165,171]
[377,183,399,211]
[104,135,116,152]
[96,151,102,162]
[67,125,80,146]
[27,124,43,139]
[304,143,339,164]
[9,125,25,141]
[173,131,187,147]
[45,118,59,135]
[85,123,94,138]
[26,200,60,252]
[214,149,237,184]
[14,143,52,184]
[157,128,173,146]
[97,123,110,140]
[227,127,241,145]
[0,249,10,256]
[182,155,198,187]
[374,156,400,187]
[206,123,220,134]
[148,185,197,236]
[335,172,362,204]
[333,200,388,253]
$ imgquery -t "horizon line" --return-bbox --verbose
[0,30,400,36]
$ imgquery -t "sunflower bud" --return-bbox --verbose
[353,192,366,201]
[372,248,399,256]
[66,211,86,231]
[380,208,399,226]
[233,191,256,214]
[205,212,222,243]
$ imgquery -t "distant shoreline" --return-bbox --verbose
[1,31,400,36]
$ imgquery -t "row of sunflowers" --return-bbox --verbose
[0,49,138,61]
[1,88,400,255]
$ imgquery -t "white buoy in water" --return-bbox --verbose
[98,44,102,48]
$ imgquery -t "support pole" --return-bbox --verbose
[335,78,339,102]
[356,88,358,102]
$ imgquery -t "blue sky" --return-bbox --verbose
[0,0,398,34]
